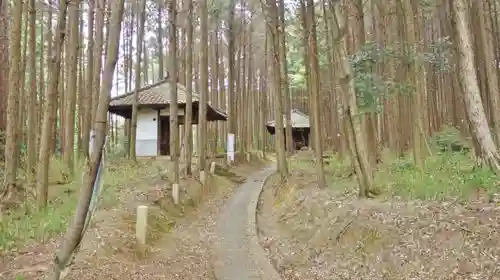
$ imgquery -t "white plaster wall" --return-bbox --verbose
[136,108,158,156]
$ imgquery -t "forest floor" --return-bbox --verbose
[257,150,500,280]
[0,154,268,280]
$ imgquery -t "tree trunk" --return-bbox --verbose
[452,0,500,172]
[226,1,236,164]
[183,0,193,175]
[264,0,288,180]
[305,0,326,188]
[129,0,147,161]
[278,0,294,154]
[81,0,95,159]
[332,1,375,197]
[26,0,37,187]
[156,0,164,79]
[35,0,68,209]
[92,0,106,126]
[198,0,208,179]
[168,0,180,188]
[0,0,8,136]
[63,0,81,173]
[48,0,125,278]
[2,0,23,201]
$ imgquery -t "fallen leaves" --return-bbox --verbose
[257,169,500,280]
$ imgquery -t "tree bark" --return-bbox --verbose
[198,0,208,176]
[2,0,24,201]
[0,0,8,135]
[81,0,95,159]
[168,0,180,185]
[26,0,37,187]
[305,0,326,187]
[183,0,194,175]
[48,0,125,278]
[62,0,81,173]
[452,0,500,172]
[129,0,147,161]
[264,0,288,180]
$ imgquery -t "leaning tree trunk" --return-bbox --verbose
[452,0,500,172]
[48,0,125,279]
[332,1,375,197]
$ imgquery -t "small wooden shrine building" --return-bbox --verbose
[266,109,310,150]
[108,78,227,156]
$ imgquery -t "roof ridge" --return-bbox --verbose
[110,78,170,101]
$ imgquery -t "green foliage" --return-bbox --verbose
[0,158,159,251]
[376,152,499,200]
[290,153,352,178]
[284,19,453,108]
[0,156,76,250]
[431,126,471,153]
[0,183,78,251]
[349,42,391,111]
[290,149,499,201]
[423,36,454,72]
[106,136,129,160]
[348,39,452,112]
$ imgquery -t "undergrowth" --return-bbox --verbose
[289,127,499,200]
[375,151,498,200]
[0,157,162,252]
[289,151,499,201]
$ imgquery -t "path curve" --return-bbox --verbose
[212,166,281,280]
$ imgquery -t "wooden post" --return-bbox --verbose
[209,161,216,174]
[200,170,206,184]
[172,183,179,204]
[258,150,264,159]
[136,205,148,245]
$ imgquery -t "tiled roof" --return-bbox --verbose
[109,79,200,107]
[266,109,310,128]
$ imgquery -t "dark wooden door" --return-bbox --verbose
[159,116,170,155]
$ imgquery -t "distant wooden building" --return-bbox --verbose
[266,109,310,150]
[108,79,227,156]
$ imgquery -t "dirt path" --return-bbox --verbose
[68,180,230,280]
[1,162,266,280]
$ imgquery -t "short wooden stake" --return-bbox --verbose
[258,151,264,159]
[172,183,179,204]
[209,162,216,174]
[200,170,206,185]
[136,205,148,246]
[246,152,251,162]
